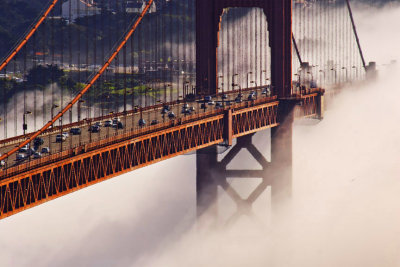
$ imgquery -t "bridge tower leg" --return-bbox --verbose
[195,0,292,98]
[196,122,293,225]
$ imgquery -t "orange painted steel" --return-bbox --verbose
[0,0,59,72]
[0,0,154,163]
[294,93,319,118]
[0,100,285,220]
[232,101,279,138]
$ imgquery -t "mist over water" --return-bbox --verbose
[0,2,399,267]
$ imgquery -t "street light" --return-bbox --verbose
[250,81,257,99]
[319,70,326,87]
[23,111,32,136]
[218,75,224,93]
[330,68,337,84]
[232,73,238,91]
[77,100,85,122]
[261,70,266,86]
[342,66,348,82]
[247,71,253,89]
[51,104,59,127]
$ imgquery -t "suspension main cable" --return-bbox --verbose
[0,0,154,163]
[0,0,60,72]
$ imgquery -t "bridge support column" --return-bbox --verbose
[196,127,294,226]
[267,0,293,98]
[316,92,325,120]
[223,109,233,146]
[196,0,221,96]
[270,100,295,216]
[196,145,220,226]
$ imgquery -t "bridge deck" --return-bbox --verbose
[0,89,322,220]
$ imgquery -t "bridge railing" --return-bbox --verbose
[0,85,273,148]
[0,94,278,180]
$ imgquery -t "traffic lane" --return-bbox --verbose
[0,88,267,167]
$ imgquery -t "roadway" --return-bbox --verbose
[0,86,271,169]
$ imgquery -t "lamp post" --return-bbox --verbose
[330,68,337,84]
[247,71,253,89]
[250,81,257,99]
[51,104,59,128]
[261,70,266,87]
[77,100,85,122]
[166,83,171,103]
[319,70,326,87]
[342,66,348,83]
[232,73,238,92]
[219,75,224,95]
[23,111,32,136]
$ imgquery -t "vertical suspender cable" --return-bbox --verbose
[0,0,154,162]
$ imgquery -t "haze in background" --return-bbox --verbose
[0,2,400,267]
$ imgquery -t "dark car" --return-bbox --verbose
[33,137,44,146]
[104,120,113,127]
[163,105,170,111]
[151,119,159,125]
[200,103,207,109]
[168,112,176,119]
[115,121,124,129]
[138,118,146,127]
[89,125,100,133]
[70,127,81,135]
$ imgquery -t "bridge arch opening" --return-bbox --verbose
[217,8,271,93]
[196,0,292,98]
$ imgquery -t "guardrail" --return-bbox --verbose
[0,86,272,148]
[0,95,278,180]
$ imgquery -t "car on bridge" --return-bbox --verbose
[70,128,82,135]
[19,144,30,153]
[41,147,50,154]
[89,125,100,133]
[34,137,44,146]
[204,96,212,102]
[138,118,146,127]
[168,111,176,119]
[56,134,66,142]
[33,152,42,159]
[16,153,26,161]
[151,119,159,125]
[182,108,191,115]
[104,120,113,127]
[248,92,256,100]
[113,121,124,129]
[0,160,5,168]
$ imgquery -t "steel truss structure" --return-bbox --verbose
[0,98,298,220]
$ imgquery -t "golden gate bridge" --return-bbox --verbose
[0,0,375,221]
